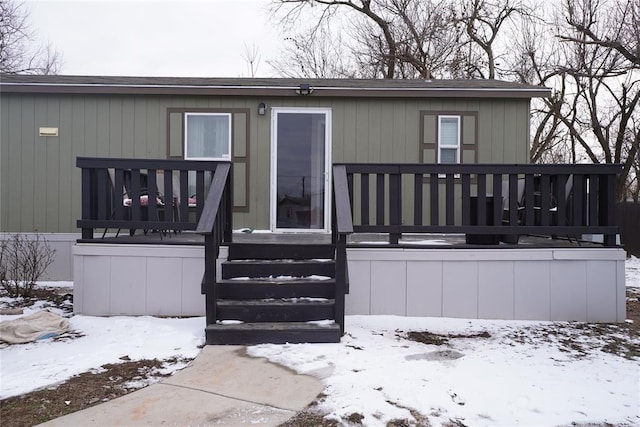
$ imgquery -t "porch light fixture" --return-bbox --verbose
[296,83,313,96]
[258,102,266,115]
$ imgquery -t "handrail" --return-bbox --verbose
[332,165,354,236]
[195,162,233,326]
[336,162,622,246]
[331,165,353,336]
[195,163,232,234]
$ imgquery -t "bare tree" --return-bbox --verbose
[0,233,55,298]
[561,0,639,67]
[269,24,359,78]
[270,0,463,79]
[0,0,61,74]
[513,0,639,199]
[559,0,638,199]
[270,0,638,200]
[241,43,262,77]
[455,0,531,79]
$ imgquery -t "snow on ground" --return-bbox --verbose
[626,255,640,288]
[0,258,639,426]
[249,316,639,427]
[0,302,204,399]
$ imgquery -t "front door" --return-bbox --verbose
[270,108,331,232]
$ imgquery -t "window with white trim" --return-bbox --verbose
[438,115,460,164]
[184,113,232,161]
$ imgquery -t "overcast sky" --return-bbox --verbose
[25,0,285,77]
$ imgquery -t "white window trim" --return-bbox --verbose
[184,112,232,161]
[437,115,461,164]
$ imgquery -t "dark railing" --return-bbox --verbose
[195,163,233,326]
[617,202,640,256]
[77,157,227,240]
[335,163,621,246]
[332,165,354,334]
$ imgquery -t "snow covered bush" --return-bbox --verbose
[0,233,55,297]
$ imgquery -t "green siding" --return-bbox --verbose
[463,115,475,145]
[0,93,533,232]
[168,112,182,157]
[0,95,8,230]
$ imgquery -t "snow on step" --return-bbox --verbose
[228,275,332,281]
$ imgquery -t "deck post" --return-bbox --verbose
[335,233,347,335]
[203,231,217,324]
[224,163,233,243]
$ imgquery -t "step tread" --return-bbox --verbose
[214,280,336,300]
[218,298,334,306]
[206,321,339,331]
[224,259,335,264]
[222,259,336,280]
[227,243,336,261]
[205,321,341,344]
[219,277,334,284]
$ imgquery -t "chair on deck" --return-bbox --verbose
[102,169,164,239]
[155,171,198,233]
[550,175,576,242]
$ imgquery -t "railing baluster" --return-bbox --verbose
[573,174,584,226]
[461,173,470,225]
[414,173,423,226]
[97,169,108,221]
[130,169,142,221]
[147,169,157,221]
[163,170,174,222]
[389,172,401,244]
[492,174,502,226]
[361,173,369,226]
[539,174,551,226]
[477,174,487,225]
[601,173,617,246]
[508,174,518,225]
[588,175,598,226]
[376,173,385,226]
[196,170,205,221]
[556,174,567,226]
[179,170,189,224]
[81,168,93,239]
[524,174,535,226]
[113,169,125,220]
[446,174,455,226]
[430,173,438,226]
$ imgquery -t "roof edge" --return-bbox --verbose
[0,78,551,99]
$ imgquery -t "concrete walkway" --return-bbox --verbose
[40,346,324,427]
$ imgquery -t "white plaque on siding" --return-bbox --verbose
[39,127,59,137]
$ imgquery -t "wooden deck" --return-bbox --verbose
[86,230,602,249]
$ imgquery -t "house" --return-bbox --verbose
[0,75,626,344]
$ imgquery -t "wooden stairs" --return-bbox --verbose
[204,243,343,345]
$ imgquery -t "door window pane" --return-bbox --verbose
[275,112,327,230]
[185,113,231,160]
